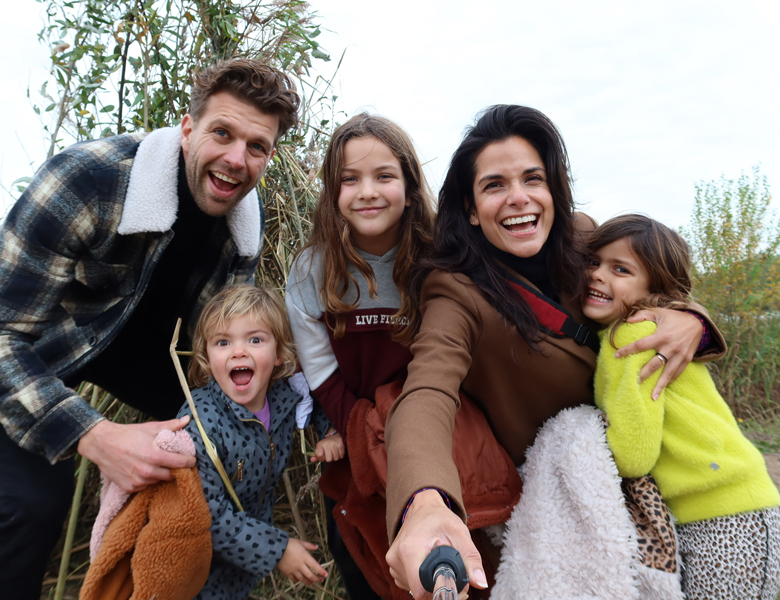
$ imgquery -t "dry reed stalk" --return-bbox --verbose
[283,470,308,543]
[54,384,98,600]
[169,317,244,511]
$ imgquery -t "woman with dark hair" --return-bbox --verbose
[383,105,725,598]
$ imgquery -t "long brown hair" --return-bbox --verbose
[587,214,693,345]
[301,113,435,342]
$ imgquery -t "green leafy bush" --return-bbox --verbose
[682,167,780,416]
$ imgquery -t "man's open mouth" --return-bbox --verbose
[210,171,241,193]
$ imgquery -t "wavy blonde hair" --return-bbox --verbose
[188,284,296,388]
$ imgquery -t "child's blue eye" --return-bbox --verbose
[250,336,262,344]
[216,339,229,347]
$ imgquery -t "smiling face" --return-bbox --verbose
[206,314,282,413]
[470,136,555,258]
[337,136,409,256]
[582,237,652,326]
[181,91,279,217]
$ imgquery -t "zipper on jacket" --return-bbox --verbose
[241,418,274,507]
[231,459,245,483]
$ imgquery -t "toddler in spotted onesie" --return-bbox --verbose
[178,284,344,600]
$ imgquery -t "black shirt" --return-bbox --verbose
[68,152,220,419]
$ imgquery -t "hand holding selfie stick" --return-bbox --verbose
[419,546,469,600]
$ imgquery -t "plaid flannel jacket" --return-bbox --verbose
[0,128,262,463]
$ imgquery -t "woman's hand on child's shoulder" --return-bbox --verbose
[312,430,345,463]
[278,538,328,585]
[616,308,702,400]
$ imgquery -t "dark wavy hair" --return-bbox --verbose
[587,214,693,345]
[417,104,588,347]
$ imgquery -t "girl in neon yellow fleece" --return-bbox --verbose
[583,214,780,600]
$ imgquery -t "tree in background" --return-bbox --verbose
[35,0,329,146]
[682,167,780,415]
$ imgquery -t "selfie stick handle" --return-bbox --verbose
[419,545,469,599]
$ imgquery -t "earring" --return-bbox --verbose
[469,216,479,226]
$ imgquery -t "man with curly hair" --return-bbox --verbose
[0,58,300,599]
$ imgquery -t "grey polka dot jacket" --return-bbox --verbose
[178,377,327,600]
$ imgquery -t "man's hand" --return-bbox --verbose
[386,489,487,599]
[77,415,196,492]
[614,308,702,399]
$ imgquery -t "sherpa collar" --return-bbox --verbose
[117,125,261,257]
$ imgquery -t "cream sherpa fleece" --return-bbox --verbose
[117,125,261,258]
[491,405,683,600]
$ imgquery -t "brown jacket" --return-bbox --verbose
[385,255,725,539]
[80,465,212,600]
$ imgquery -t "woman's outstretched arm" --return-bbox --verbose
[385,271,486,598]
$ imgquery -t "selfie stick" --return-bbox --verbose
[419,546,469,600]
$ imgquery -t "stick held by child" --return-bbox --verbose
[179,284,338,599]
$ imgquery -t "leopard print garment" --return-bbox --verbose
[622,474,678,573]
[677,506,780,600]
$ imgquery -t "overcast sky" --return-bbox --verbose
[2,0,778,229]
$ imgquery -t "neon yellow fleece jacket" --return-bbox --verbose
[594,321,779,524]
